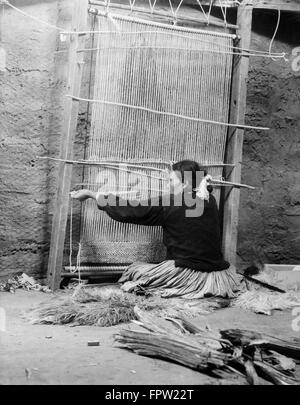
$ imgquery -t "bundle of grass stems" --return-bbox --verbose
[27,284,228,327]
[115,307,300,385]
[232,289,300,315]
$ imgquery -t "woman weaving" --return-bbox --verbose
[71,160,239,299]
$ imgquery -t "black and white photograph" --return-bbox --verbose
[0,0,300,390]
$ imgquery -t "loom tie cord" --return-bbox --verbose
[66,95,270,131]
[196,0,210,25]
[175,0,184,18]
[268,8,286,62]
[218,0,228,27]
[130,0,137,13]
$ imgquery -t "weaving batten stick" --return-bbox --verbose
[75,31,286,59]
[75,179,254,192]
[58,158,167,181]
[77,45,286,59]
[66,95,270,131]
[47,0,89,291]
[222,1,253,266]
[39,157,168,181]
[91,158,172,165]
[38,155,165,172]
[76,186,163,193]
[88,2,239,30]
[201,179,255,190]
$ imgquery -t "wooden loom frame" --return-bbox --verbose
[47,0,253,290]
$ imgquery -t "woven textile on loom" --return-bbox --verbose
[80,14,234,264]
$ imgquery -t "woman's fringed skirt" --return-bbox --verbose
[118,260,240,299]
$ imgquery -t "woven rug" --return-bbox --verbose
[27,284,230,327]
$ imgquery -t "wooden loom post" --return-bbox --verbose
[47,0,89,290]
[222,2,253,266]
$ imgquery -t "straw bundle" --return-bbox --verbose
[115,307,300,385]
[27,285,228,327]
[232,290,300,315]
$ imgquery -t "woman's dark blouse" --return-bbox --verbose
[97,193,230,272]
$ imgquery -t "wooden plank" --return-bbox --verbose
[222,1,253,266]
[246,0,300,12]
[191,0,300,12]
[47,0,89,290]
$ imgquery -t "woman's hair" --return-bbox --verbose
[172,160,208,191]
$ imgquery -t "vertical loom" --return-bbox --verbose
[48,1,253,290]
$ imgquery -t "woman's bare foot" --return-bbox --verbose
[70,189,94,202]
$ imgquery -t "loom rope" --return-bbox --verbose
[69,196,82,283]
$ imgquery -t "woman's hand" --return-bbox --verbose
[70,189,93,202]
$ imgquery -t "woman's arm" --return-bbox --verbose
[71,189,164,226]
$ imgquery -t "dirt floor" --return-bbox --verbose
[0,289,299,385]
